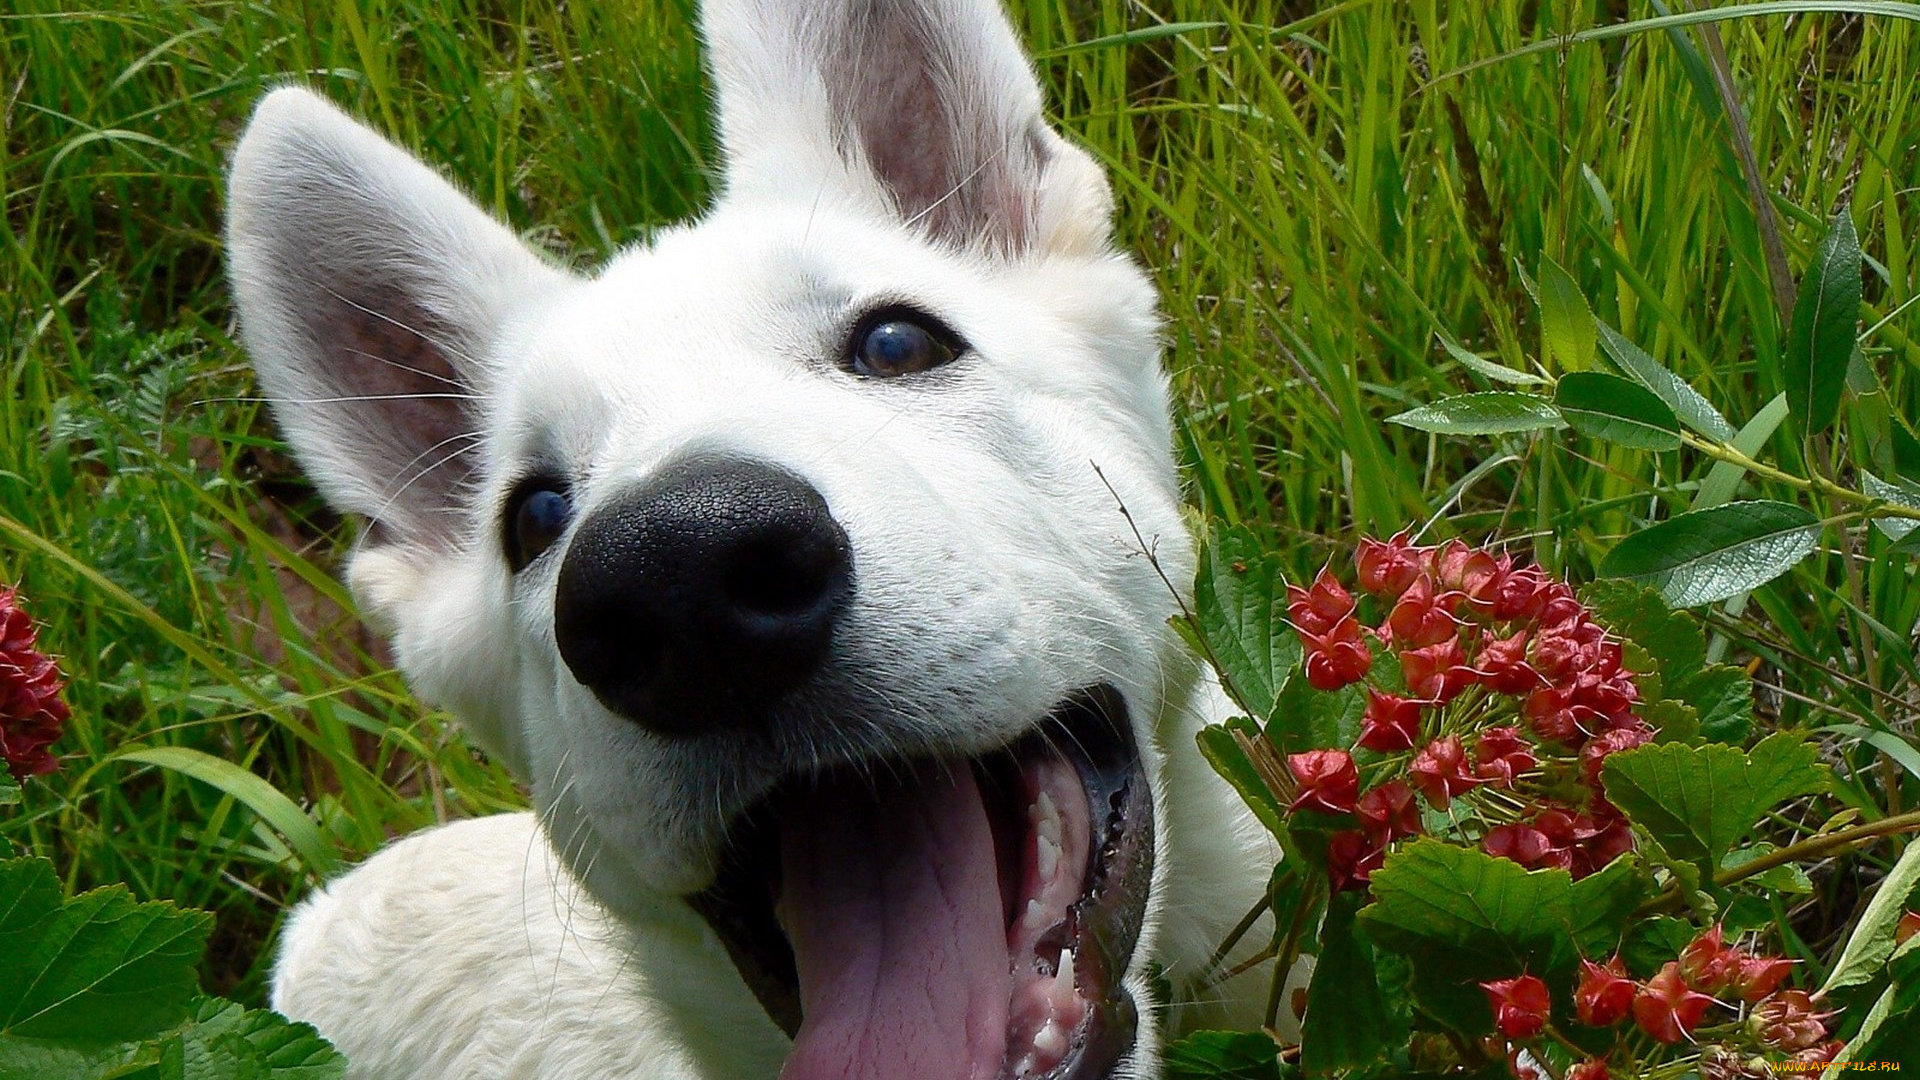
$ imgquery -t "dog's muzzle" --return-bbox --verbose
[552,456,852,735]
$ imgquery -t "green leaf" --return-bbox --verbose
[1721,844,1812,895]
[1356,842,1597,1034]
[1386,393,1566,436]
[1599,500,1820,607]
[0,858,210,1045]
[1820,723,1920,782]
[1268,677,1364,758]
[168,998,347,1080]
[1823,835,1920,993]
[1863,469,1920,542]
[1599,733,1828,868]
[1672,665,1754,744]
[1300,891,1395,1074]
[112,747,339,880]
[1567,857,1649,960]
[1193,528,1300,721]
[1554,370,1682,450]
[1537,255,1596,370]
[1594,319,1736,441]
[1782,212,1862,435]
[1833,943,1920,1068]
[0,1037,152,1080]
[1696,393,1790,510]
[1197,720,1286,840]
[1163,1031,1283,1080]
[1620,916,1696,977]
[1438,335,1545,386]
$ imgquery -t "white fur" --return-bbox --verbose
[229,0,1282,1076]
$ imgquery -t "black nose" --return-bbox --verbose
[553,458,852,736]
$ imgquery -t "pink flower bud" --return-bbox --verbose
[1575,957,1634,1027]
[1753,989,1833,1052]
[1632,962,1716,1044]
[1358,689,1423,752]
[0,588,68,780]
[1355,779,1422,841]
[1409,735,1483,809]
[1287,749,1359,815]
[1480,973,1550,1039]
[1355,531,1425,598]
[1287,567,1356,635]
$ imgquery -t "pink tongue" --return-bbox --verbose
[777,766,1011,1080]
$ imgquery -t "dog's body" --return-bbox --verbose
[227,1,1279,1076]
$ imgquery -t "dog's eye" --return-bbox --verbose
[850,310,962,377]
[505,481,572,572]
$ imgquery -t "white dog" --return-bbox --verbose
[226,1,1278,1076]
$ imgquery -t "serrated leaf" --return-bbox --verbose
[1863,470,1920,542]
[1356,842,1617,1034]
[1439,335,1545,386]
[1599,500,1819,608]
[1823,836,1920,993]
[1554,371,1682,450]
[1300,892,1395,1073]
[170,998,347,1080]
[1595,319,1736,441]
[0,859,210,1045]
[1672,665,1753,744]
[1537,256,1596,370]
[1577,580,1706,687]
[1193,529,1300,721]
[1600,733,1828,868]
[1163,1031,1283,1080]
[1782,212,1862,435]
[1197,721,1286,840]
[1386,393,1566,436]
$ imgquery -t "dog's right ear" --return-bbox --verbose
[226,88,569,556]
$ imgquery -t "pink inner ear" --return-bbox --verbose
[819,8,1045,252]
[293,285,481,541]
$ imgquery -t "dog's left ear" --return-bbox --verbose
[701,0,1113,257]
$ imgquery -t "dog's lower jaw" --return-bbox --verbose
[270,671,1279,1080]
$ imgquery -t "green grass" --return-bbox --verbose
[2,0,1915,1010]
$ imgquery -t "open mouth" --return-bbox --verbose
[690,685,1152,1080]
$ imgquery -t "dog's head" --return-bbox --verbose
[228,2,1267,1076]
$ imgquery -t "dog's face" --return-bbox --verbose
[228,2,1259,1077]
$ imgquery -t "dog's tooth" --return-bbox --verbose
[1053,948,1076,999]
[1032,790,1062,847]
[1013,1052,1038,1078]
[1033,1018,1068,1059]
[1037,833,1060,880]
[1025,898,1048,931]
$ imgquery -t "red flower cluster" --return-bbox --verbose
[1570,928,1828,1057]
[1,587,67,780]
[1282,535,1646,886]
